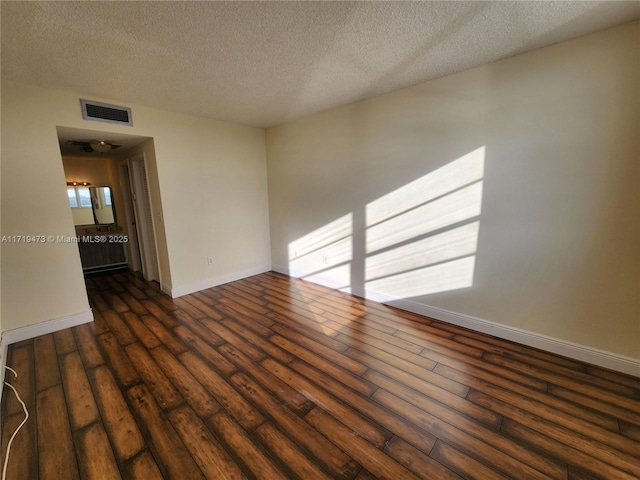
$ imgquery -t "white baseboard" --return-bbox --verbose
[1,310,94,346]
[0,338,8,413]
[276,265,640,377]
[160,281,172,296]
[272,264,354,293]
[0,309,94,408]
[383,298,640,377]
[170,264,272,298]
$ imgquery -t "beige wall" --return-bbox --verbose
[1,84,90,331]
[267,22,640,360]
[62,156,111,187]
[1,81,271,331]
[70,206,94,226]
[142,113,271,294]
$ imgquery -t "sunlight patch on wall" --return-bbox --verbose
[366,222,479,281]
[366,256,477,297]
[306,263,353,290]
[288,213,352,288]
[286,147,485,299]
[365,146,485,298]
[367,147,485,226]
[366,182,483,253]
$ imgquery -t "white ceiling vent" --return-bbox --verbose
[80,99,133,126]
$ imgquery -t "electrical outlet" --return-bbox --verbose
[208,257,214,266]
[322,255,329,264]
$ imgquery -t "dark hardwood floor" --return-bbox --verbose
[2,270,639,479]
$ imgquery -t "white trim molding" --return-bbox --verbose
[170,265,272,298]
[382,298,640,377]
[1,310,94,346]
[0,338,9,410]
[160,281,173,297]
[274,265,640,377]
[272,264,353,294]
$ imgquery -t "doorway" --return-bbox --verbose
[56,126,160,281]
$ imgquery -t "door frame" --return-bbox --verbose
[119,160,142,273]
[128,153,160,282]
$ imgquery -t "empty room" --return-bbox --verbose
[1,1,639,479]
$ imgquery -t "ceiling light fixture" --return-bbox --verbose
[89,140,113,153]
[66,139,122,153]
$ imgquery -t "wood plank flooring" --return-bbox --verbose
[2,270,639,479]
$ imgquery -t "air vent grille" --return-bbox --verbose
[80,99,133,126]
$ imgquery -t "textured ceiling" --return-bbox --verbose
[2,1,639,128]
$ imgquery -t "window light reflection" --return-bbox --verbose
[287,146,486,300]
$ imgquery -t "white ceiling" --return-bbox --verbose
[2,1,639,128]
